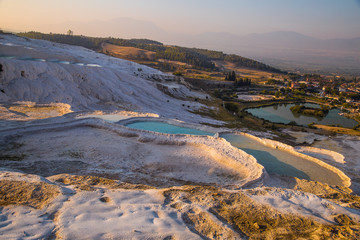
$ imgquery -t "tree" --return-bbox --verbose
[234,77,251,87]
[225,71,237,81]
[67,29,73,36]
[231,71,236,81]
[224,102,238,113]
[275,91,282,98]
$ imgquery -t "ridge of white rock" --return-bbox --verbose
[0,117,265,187]
[295,146,346,164]
[1,170,359,240]
[0,34,217,124]
[248,187,360,224]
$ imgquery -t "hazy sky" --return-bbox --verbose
[1,0,360,39]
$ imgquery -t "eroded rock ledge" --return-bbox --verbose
[0,171,359,239]
[0,118,265,188]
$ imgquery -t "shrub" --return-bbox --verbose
[224,102,238,113]
[173,71,183,76]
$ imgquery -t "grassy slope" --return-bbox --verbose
[101,44,285,82]
[101,43,156,60]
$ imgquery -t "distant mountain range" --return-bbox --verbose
[27,18,360,75]
[182,31,360,75]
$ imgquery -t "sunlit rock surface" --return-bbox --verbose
[0,34,359,239]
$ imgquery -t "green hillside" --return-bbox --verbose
[18,31,285,73]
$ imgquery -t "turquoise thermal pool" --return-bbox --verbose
[125,121,213,136]
[220,133,343,185]
[125,121,345,186]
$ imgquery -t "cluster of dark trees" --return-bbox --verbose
[189,48,285,73]
[18,31,284,73]
[224,71,251,86]
[225,71,237,81]
[18,31,104,49]
[290,105,329,117]
[287,73,301,81]
[304,73,322,80]
[235,77,251,87]
[156,62,178,72]
[223,55,284,73]
[18,31,165,51]
[266,79,283,85]
[155,47,216,70]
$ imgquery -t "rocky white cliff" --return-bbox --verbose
[0,34,215,124]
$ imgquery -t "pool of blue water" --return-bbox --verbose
[221,133,310,179]
[220,133,343,185]
[125,121,213,136]
[0,55,102,67]
[124,121,343,185]
[246,103,358,128]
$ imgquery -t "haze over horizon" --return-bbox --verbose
[1,0,360,74]
[1,0,360,40]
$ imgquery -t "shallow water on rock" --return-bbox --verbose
[125,121,213,136]
[0,55,102,67]
[246,103,358,128]
[76,114,131,122]
[221,133,344,185]
[125,121,345,185]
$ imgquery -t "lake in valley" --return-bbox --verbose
[246,103,358,128]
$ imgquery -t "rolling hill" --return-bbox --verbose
[17,31,285,74]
